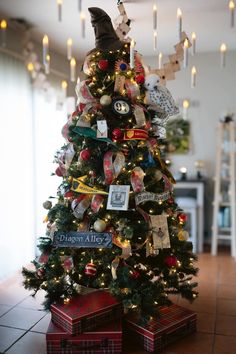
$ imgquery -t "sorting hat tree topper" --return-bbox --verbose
[22,7,198,320]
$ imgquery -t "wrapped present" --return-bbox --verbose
[46,320,122,354]
[124,304,197,353]
[51,290,122,335]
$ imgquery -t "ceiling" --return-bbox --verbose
[0,0,235,60]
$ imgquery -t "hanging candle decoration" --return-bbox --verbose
[158,52,163,69]
[80,12,86,38]
[177,8,182,41]
[0,19,7,47]
[61,80,68,97]
[191,66,197,88]
[42,35,49,66]
[153,3,157,30]
[183,38,189,68]
[70,57,76,82]
[57,0,62,22]
[220,43,227,68]
[153,31,157,51]
[67,38,73,60]
[78,0,82,12]
[45,54,50,74]
[191,32,196,55]
[130,39,135,69]
[229,1,235,27]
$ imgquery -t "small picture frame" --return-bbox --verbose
[107,185,130,211]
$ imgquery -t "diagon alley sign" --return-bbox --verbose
[53,231,112,248]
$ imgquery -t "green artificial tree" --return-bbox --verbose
[23,7,198,321]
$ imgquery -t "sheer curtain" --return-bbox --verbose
[32,90,67,242]
[0,51,68,280]
[0,52,35,280]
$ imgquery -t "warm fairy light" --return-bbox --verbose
[183,99,189,109]
[61,79,68,92]
[184,39,188,48]
[0,19,7,29]
[27,62,34,72]
[180,166,187,172]
[220,43,227,52]
[177,8,182,18]
[229,0,235,9]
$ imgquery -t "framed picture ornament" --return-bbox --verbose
[107,185,130,211]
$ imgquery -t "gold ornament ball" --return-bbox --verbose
[93,219,107,232]
[178,230,189,241]
[100,95,112,106]
[154,169,163,181]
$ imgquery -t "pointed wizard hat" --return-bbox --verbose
[88,7,124,51]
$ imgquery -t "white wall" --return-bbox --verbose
[144,51,236,179]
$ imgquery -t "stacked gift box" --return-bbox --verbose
[123,304,197,353]
[46,289,123,354]
[46,288,197,353]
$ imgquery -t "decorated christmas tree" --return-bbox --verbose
[23,7,198,321]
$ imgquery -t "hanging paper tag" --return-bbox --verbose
[107,185,130,211]
[149,214,171,250]
[114,75,125,93]
[133,105,146,127]
[169,53,181,72]
[131,167,145,192]
[97,120,108,138]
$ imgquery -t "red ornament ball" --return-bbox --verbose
[55,165,66,177]
[80,149,91,161]
[85,263,97,276]
[131,270,140,279]
[165,255,178,267]
[178,213,187,223]
[135,74,145,84]
[36,268,45,278]
[112,128,124,141]
[98,59,109,71]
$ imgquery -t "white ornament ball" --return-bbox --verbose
[100,95,112,106]
[93,219,107,232]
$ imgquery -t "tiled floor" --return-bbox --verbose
[0,250,236,353]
